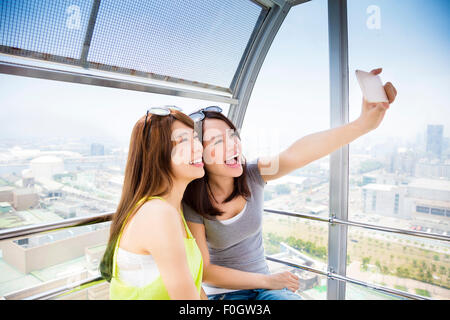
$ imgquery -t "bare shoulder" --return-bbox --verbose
[133,198,179,228]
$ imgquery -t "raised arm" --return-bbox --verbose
[259,67,397,182]
[187,221,300,292]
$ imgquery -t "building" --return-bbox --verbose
[0,186,14,203]
[362,178,450,221]
[51,200,81,219]
[30,156,64,180]
[362,172,409,186]
[0,202,13,214]
[388,148,417,176]
[90,143,105,156]
[404,178,450,220]
[426,124,443,159]
[38,178,64,200]
[0,224,109,274]
[12,188,39,211]
[415,159,450,179]
[21,169,35,188]
[362,184,407,218]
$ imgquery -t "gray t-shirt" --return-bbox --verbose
[183,159,270,284]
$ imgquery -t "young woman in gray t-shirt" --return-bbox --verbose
[183,69,397,300]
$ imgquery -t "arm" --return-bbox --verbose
[187,221,299,292]
[137,202,201,300]
[259,67,397,182]
[200,287,208,300]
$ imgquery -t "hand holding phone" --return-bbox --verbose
[355,69,389,103]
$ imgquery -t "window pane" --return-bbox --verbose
[263,212,328,300]
[0,74,229,298]
[346,226,450,299]
[241,0,330,216]
[241,0,330,300]
[1,0,264,89]
[347,0,450,299]
[0,0,93,58]
[345,282,406,300]
[0,222,110,299]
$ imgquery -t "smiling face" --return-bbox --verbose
[202,118,243,178]
[170,119,204,182]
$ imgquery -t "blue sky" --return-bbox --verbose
[0,0,449,152]
[243,0,450,154]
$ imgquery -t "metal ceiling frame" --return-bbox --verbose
[228,0,303,129]
[0,0,312,110]
[0,0,257,102]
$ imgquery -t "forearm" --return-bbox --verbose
[200,287,209,300]
[283,119,369,169]
[204,264,269,290]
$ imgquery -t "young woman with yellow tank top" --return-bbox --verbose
[100,106,207,300]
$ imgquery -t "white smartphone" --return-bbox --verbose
[355,69,389,103]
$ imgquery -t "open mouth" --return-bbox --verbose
[225,153,240,167]
[189,158,204,167]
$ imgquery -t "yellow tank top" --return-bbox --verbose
[109,196,203,300]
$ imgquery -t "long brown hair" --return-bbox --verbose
[183,111,250,217]
[100,109,194,282]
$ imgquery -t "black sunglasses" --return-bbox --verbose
[189,106,223,142]
[189,106,223,122]
[143,105,182,133]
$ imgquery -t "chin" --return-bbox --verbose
[189,166,205,179]
[222,163,243,177]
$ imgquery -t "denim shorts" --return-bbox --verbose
[208,288,302,300]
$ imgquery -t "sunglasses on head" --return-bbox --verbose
[143,105,182,133]
[189,106,223,142]
[188,106,223,122]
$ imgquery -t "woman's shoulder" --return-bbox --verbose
[134,198,179,227]
[245,158,266,187]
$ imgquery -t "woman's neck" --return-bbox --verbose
[207,173,234,202]
[161,179,188,213]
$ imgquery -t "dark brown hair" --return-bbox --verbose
[100,109,194,282]
[183,111,250,217]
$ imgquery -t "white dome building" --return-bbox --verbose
[30,156,64,180]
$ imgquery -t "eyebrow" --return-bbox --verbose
[175,132,189,139]
[210,134,223,140]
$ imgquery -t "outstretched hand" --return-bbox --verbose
[357,68,397,133]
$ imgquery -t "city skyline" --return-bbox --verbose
[0,0,449,301]
[1,1,449,147]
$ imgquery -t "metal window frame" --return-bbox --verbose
[228,0,310,129]
[327,0,349,300]
[0,60,238,104]
[1,208,447,300]
[2,208,448,244]
[2,208,443,300]
[1,0,271,102]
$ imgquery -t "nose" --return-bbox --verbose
[192,137,203,160]
[226,133,239,158]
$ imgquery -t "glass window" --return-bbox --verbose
[416,206,430,214]
[430,208,445,216]
[346,225,450,300]
[0,0,94,58]
[0,73,229,298]
[263,212,328,299]
[1,0,264,88]
[347,0,450,299]
[240,0,329,299]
